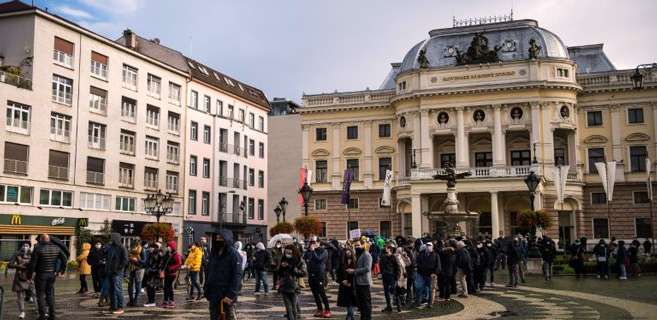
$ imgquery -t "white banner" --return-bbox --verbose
[647,158,653,200]
[307,169,313,186]
[552,165,570,204]
[381,170,393,207]
[595,161,616,202]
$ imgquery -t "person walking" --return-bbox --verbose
[540,237,556,281]
[303,236,331,318]
[252,242,271,295]
[243,243,254,281]
[127,239,146,307]
[474,241,489,291]
[205,230,242,320]
[9,241,37,320]
[76,242,91,295]
[162,241,182,308]
[184,241,204,300]
[403,241,416,306]
[88,240,105,297]
[199,237,210,285]
[348,239,372,320]
[379,243,401,313]
[570,239,586,278]
[455,241,472,297]
[517,237,527,284]
[437,241,455,301]
[486,240,497,286]
[143,242,164,307]
[628,240,641,277]
[337,247,358,320]
[594,239,611,279]
[394,247,409,312]
[615,240,628,280]
[27,234,68,320]
[270,240,284,290]
[415,242,440,307]
[96,243,110,307]
[103,233,129,315]
[277,244,307,320]
[505,240,521,288]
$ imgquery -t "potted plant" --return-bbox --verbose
[294,216,323,239]
[141,223,175,242]
[270,221,294,237]
[517,209,552,235]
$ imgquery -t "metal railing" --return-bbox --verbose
[5,118,29,134]
[219,176,228,187]
[144,178,157,190]
[86,171,104,185]
[4,159,27,175]
[48,165,68,180]
[0,71,32,90]
[51,89,72,105]
[50,127,70,143]
[218,143,228,153]
[221,211,246,224]
[88,135,106,150]
[411,165,535,180]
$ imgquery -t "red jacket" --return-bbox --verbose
[164,241,182,276]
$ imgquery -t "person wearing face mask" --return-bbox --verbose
[102,233,129,315]
[379,244,401,313]
[205,230,242,320]
[253,242,271,295]
[161,241,182,308]
[277,244,306,320]
[199,237,209,285]
[270,241,284,290]
[184,241,204,300]
[474,241,489,291]
[87,240,105,297]
[485,240,497,286]
[9,241,36,320]
[303,236,330,318]
[347,239,372,320]
[505,240,521,288]
[414,242,440,308]
[143,242,163,307]
[76,242,92,295]
[337,247,357,320]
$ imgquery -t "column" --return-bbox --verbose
[364,120,373,188]
[397,139,406,177]
[492,105,504,167]
[541,102,554,165]
[653,102,657,158]
[531,102,542,163]
[412,111,422,168]
[411,194,422,238]
[301,124,309,169]
[331,123,341,190]
[610,105,622,161]
[421,197,430,234]
[455,107,468,168]
[420,110,434,168]
[491,191,500,238]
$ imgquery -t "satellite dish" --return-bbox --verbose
[153,38,160,44]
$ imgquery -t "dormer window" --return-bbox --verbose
[187,61,196,69]
[213,72,221,81]
[224,77,235,86]
[199,66,209,75]
[398,81,407,91]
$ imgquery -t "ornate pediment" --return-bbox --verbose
[343,147,362,156]
[625,133,650,142]
[472,137,492,146]
[312,149,330,157]
[375,146,395,154]
[583,135,608,144]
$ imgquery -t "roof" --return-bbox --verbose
[115,34,188,71]
[567,44,616,74]
[0,0,33,14]
[379,63,401,90]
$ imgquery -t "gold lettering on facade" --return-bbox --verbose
[442,71,517,82]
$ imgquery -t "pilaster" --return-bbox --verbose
[610,105,622,161]
[331,122,341,190]
[364,120,373,188]
[492,105,504,167]
[455,107,468,168]
[420,110,434,168]
[411,195,422,238]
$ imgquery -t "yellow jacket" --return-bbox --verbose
[184,247,203,271]
[76,243,91,275]
[129,245,142,271]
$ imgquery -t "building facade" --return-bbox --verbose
[300,18,657,249]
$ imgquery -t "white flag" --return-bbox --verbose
[595,161,616,202]
[381,170,393,207]
[647,158,653,201]
[553,165,570,204]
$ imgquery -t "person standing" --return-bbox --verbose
[594,239,611,279]
[486,241,497,286]
[199,237,210,285]
[455,241,472,297]
[103,233,129,315]
[162,241,182,308]
[628,240,641,277]
[303,236,330,318]
[252,242,271,295]
[243,243,254,281]
[205,230,242,320]
[277,244,307,320]
[270,241,283,290]
[76,243,91,294]
[96,243,110,307]
[379,244,401,313]
[348,239,372,320]
[516,236,528,284]
[127,239,146,307]
[184,241,204,300]
[394,247,409,312]
[27,234,68,320]
[615,240,628,280]
[505,240,521,288]
[403,241,416,306]
[474,241,489,291]
[143,242,164,307]
[540,238,556,281]
[337,247,358,320]
[9,241,36,320]
[88,240,105,297]
[437,242,455,301]
[570,239,586,278]
[415,242,440,307]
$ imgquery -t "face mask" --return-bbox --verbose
[167,247,172,252]
[215,240,225,248]
[276,244,281,249]
[293,239,297,243]
[355,247,364,254]
[345,252,352,258]
[487,243,492,247]
[95,244,102,249]
[285,254,293,259]
[21,246,29,252]
[426,247,433,252]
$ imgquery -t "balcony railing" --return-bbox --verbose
[50,127,70,143]
[86,171,104,185]
[88,135,106,150]
[120,141,135,154]
[90,100,107,115]
[219,143,228,153]
[411,165,536,180]
[48,165,68,180]
[144,178,158,190]
[0,71,32,90]
[303,89,395,107]
[5,118,30,134]
[166,182,178,194]
[232,178,241,189]
[219,176,228,187]
[167,152,180,164]
[221,211,246,225]
[119,177,134,188]
[51,89,72,105]
[4,159,27,175]
[167,122,180,133]
[577,70,656,89]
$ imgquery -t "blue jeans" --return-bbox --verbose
[109,274,124,310]
[618,263,627,278]
[189,271,202,296]
[255,270,269,293]
[382,278,400,308]
[100,277,109,295]
[128,269,143,301]
[414,275,432,305]
[346,305,354,320]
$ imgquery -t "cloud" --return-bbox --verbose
[53,5,94,20]
[79,0,145,14]
[78,20,124,39]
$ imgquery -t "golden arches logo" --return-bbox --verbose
[78,218,88,227]
[10,215,21,225]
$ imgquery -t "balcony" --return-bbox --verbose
[219,143,228,153]
[0,70,32,90]
[120,141,135,155]
[219,176,228,187]
[119,177,134,188]
[48,165,68,180]
[4,159,27,175]
[411,165,536,180]
[50,127,70,143]
[221,211,246,225]
[6,118,30,135]
[144,178,157,190]
[88,135,106,150]
[232,178,241,189]
[86,171,104,185]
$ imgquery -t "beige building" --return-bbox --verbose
[300,18,657,249]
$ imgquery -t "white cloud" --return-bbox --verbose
[78,20,124,39]
[53,5,94,20]
[79,0,145,14]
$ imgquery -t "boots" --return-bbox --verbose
[98,295,109,307]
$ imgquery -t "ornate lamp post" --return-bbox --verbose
[299,181,313,217]
[185,225,194,246]
[524,171,541,258]
[631,63,656,90]
[274,205,282,223]
[144,189,174,223]
[279,197,288,222]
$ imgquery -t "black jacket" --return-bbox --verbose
[475,246,489,269]
[539,241,556,263]
[416,250,441,277]
[404,247,417,279]
[106,233,129,276]
[456,247,472,271]
[303,246,328,275]
[276,256,307,293]
[379,253,401,281]
[506,243,521,265]
[204,230,242,302]
[616,241,628,264]
[253,249,271,271]
[438,247,456,276]
[88,247,105,268]
[27,242,67,278]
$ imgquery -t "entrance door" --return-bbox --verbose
[558,211,574,250]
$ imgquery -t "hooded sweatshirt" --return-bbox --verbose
[164,241,182,276]
[76,243,92,275]
[204,229,242,302]
[106,233,129,276]
[235,241,247,271]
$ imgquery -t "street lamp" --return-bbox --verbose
[274,205,282,223]
[524,171,539,211]
[299,180,313,217]
[144,189,174,223]
[279,197,288,222]
[631,63,656,90]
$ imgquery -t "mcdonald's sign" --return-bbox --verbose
[78,218,88,227]
[10,215,21,225]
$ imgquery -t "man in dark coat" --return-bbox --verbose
[593,239,611,279]
[505,240,521,287]
[28,234,68,320]
[616,240,628,280]
[403,240,416,305]
[539,237,556,281]
[414,242,440,308]
[474,241,489,291]
[486,240,497,286]
[104,233,129,314]
[379,244,401,312]
[455,241,471,297]
[88,240,105,297]
[303,236,330,317]
[205,230,242,320]
[464,240,479,294]
[437,240,455,301]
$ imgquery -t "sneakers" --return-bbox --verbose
[161,301,170,308]
[112,309,125,314]
[143,303,156,307]
[619,276,627,280]
[490,282,495,286]
[186,296,195,300]
[254,291,261,296]
[381,307,393,313]
[101,309,116,314]
[18,311,25,319]
[323,310,331,318]
[314,310,324,317]
[167,302,176,308]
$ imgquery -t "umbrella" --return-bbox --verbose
[361,231,377,238]
[267,233,293,248]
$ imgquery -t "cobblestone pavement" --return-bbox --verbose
[0,272,654,319]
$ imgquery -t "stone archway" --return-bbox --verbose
[397,200,412,237]
[504,196,531,236]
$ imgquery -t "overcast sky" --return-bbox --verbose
[31,0,657,103]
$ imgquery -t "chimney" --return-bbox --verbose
[123,29,137,49]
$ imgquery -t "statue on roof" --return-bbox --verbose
[455,31,501,65]
[528,37,541,59]
[417,48,429,69]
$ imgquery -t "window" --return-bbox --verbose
[188,190,197,214]
[203,158,210,178]
[588,148,605,173]
[347,198,359,209]
[628,108,644,124]
[259,142,265,158]
[398,81,406,91]
[0,185,32,204]
[248,198,255,219]
[119,163,135,188]
[146,105,160,128]
[475,152,493,168]
[315,199,327,210]
[593,218,609,238]
[39,189,73,207]
[636,218,652,238]
[634,192,650,204]
[144,136,159,159]
[88,122,106,150]
[378,158,391,181]
[378,124,391,138]
[258,199,264,220]
[249,139,255,156]
[199,65,209,75]
[591,192,607,204]
[89,87,107,114]
[6,101,30,134]
[630,146,647,172]
[168,82,181,105]
[228,105,234,119]
[249,112,255,128]
[216,100,224,116]
[166,171,178,193]
[347,221,359,238]
[320,222,327,238]
[122,64,138,90]
[190,121,198,140]
[190,90,198,109]
[380,221,392,239]
[90,51,108,79]
[258,170,264,188]
[202,192,210,216]
[86,157,104,185]
[121,97,136,121]
[4,142,29,175]
[115,196,136,212]
[53,37,74,67]
[556,68,569,78]
[204,95,211,113]
[239,109,245,123]
[52,75,73,105]
[509,211,520,236]
[48,150,69,180]
[347,126,358,139]
[167,112,180,133]
[204,125,211,144]
[587,111,602,126]
[316,160,328,182]
[441,153,455,168]
[249,168,255,186]
[478,212,492,235]
[144,167,158,190]
[316,128,327,141]
[147,74,161,98]
[554,148,567,166]
[79,192,110,210]
[259,116,264,131]
[510,150,531,166]
[190,155,197,176]
[166,142,180,164]
[347,159,359,181]
[50,113,71,143]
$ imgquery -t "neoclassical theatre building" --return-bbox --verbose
[299,18,657,249]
